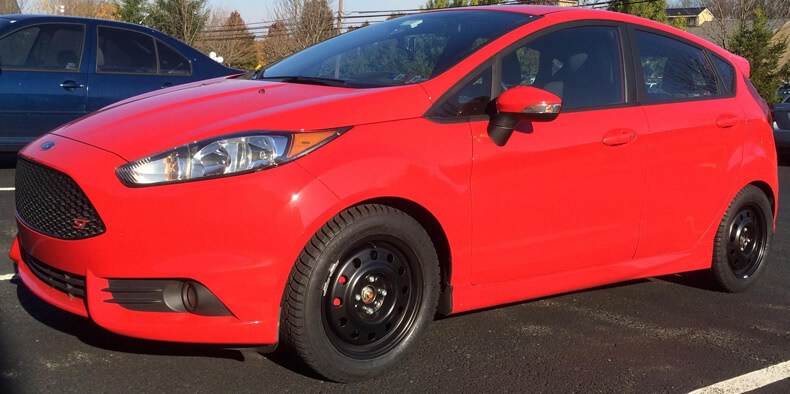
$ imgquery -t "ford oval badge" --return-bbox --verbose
[40,141,55,151]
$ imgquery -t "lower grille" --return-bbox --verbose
[24,253,86,299]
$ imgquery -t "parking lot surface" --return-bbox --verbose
[0,158,788,392]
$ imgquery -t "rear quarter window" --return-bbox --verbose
[711,55,735,94]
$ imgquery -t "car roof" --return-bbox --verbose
[0,14,149,29]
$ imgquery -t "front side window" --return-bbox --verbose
[97,26,156,74]
[635,30,719,101]
[254,11,535,88]
[0,23,85,71]
[499,26,625,110]
[435,66,492,118]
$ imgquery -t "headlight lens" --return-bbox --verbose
[116,128,348,186]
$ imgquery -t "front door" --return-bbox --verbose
[467,24,648,283]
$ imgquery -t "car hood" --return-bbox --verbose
[51,76,433,161]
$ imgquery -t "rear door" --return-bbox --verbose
[630,27,746,258]
[0,22,88,150]
[87,25,193,111]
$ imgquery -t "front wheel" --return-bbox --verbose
[280,204,440,382]
[710,185,773,292]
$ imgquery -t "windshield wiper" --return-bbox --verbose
[257,75,348,87]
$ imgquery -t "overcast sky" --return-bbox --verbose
[207,0,427,26]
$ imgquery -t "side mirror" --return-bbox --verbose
[487,86,562,147]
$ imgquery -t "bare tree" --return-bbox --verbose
[32,0,115,18]
[0,0,20,14]
[197,9,259,70]
[261,0,336,63]
[694,0,790,48]
[149,0,209,46]
[259,19,296,65]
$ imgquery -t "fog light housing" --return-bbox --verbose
[103,279,233,316]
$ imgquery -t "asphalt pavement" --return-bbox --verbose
[0,156,788,393]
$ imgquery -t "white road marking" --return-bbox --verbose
[689,360,790,394]
[0,273,17,281]
[0,187,14,191]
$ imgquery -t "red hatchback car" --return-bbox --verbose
[11,6,777,381]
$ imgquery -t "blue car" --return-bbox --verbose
[0,14,240,152]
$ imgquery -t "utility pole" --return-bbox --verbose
[336,0,343,31]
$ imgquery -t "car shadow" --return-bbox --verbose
[11,273,247,362]
[653,270,722,292]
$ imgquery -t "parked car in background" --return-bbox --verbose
[772,94,790,156]
[777,82,790,99]
[0,14,240,152]
[11,6,777,382]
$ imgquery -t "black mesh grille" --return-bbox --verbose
[15,157,106,240]
[24,252,86,299]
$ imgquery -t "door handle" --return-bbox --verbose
[161,82,174,89]
[602,129,636,146]
[716,114,740,128]
[60,80,85,91]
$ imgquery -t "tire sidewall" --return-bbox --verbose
[299,209,439,381]
[712,186,773,292]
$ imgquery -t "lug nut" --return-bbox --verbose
[374,300,383,308]
[368,276,376,283]
[378,289,387,296]
[364,307,374,315]
[355,294,361,301]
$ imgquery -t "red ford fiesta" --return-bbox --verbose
[11,6,777,381]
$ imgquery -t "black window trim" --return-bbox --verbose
[425,19,637,124]
[708,50,738,96]
[627,24,736,106]
[95,25,193,77]
[0,22,87,74]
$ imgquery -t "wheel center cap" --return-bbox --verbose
[360,286,376,304]
[740,228,751,251]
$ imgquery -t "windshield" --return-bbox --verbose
[250,10,535,88]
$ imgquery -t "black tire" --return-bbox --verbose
[710,185,773,292]
[280,204,440,382]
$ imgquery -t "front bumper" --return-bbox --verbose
[11,134,339,344]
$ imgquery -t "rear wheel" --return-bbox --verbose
[710,185,773,292]
[280,204,439,382]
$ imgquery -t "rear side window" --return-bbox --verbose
[0,23,85,71]
[156,40,191,76]
[635,30,719,101]
[97,26,156,74]
[711,55,735,94]
[500,26,625,110]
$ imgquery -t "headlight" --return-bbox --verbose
[116,128,349,186]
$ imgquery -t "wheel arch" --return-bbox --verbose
[355,197,454,316]
[748,180,777,219]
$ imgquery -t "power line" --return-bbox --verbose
[198,0,664,41]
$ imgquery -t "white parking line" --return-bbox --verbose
[689,360,790,394]
[0,273,17,281]
[0,187,14,191]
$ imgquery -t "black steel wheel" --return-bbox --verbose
[323,237,423,359]
[280,204,439,382]
[711,185,773,292]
